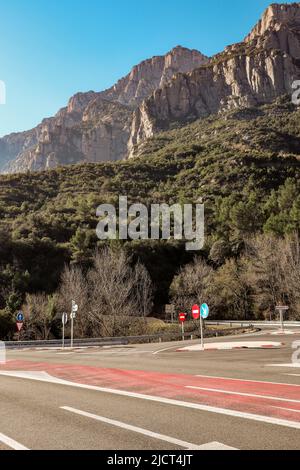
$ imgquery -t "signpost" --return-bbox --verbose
[17,312,24,322]
[16,322,23,332]
[192,305,200,320]
[200,303,209,350]
[16,311,24,341]
[62,313,68,349]
[70,301,78,348]
[275,305,289,332]
[165,304,175,323]
[179,313,186,341]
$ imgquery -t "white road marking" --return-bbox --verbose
[56,353,74,356]
[186,386,300,404]
[1,370,300,430]
[268,364,300,368]
[194,374,300,387]
[285,374,300,377]
[178,341,282,351]
[61,406,237,450]
[271,406,300,414]
[0,432,28,450]
[79,350,150,356]
[152,346,179,355]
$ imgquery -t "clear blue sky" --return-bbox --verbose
[0,0,292,137]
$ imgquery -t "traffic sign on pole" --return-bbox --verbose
[192,305,200,320]
[179,313,186,341]
[16,322,23,332]
[179,313,186,323]
[62,313,68,349]
[199,304,210,350]
[200,304,209,319]
[275,305,289,332]
[70,301,78,348]
[16,312,24,322]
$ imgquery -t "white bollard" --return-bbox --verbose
[0,341,6,364]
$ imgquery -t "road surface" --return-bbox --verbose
[0,328,300,450]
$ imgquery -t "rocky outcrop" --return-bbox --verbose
[128,3,300,156]
[1,47,207,173]
[101,46,208,107]
[3,3,300,173]
[0,129,39,171]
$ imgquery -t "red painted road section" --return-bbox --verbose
[1,360,300,423]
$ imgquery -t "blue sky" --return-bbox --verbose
[0,0,292,137]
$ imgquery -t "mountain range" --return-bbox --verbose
[1,2,300,173]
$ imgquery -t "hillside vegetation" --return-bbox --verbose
[0,97,299,326]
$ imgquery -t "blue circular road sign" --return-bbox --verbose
[17,312,24,322]
[200,304,209,319]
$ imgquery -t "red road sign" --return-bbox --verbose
[16,322,23,332]
[179,313,186,323]
[192,304,200,320]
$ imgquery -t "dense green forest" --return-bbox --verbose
[0,97,299,338]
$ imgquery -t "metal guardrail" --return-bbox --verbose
[207,321,300,328]
[4,322,285,350]
[4,331,202,350]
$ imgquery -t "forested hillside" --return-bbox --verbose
[0,97,299,337]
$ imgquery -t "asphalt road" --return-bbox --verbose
[0,328,300,450]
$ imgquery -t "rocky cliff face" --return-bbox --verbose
[3,3,300,173]
[0,46,207,173]
[101,46,208,107]
[128,3,300,156]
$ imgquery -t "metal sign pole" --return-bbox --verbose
[182,322,184,341]
[200,315,204,350]
[62,320,65,349]
[71,313,74,348]
[280,309,284,332]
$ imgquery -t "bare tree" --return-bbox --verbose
[87,247,139,336]
[245,235,289,319]
[210,258,252,320]
[57,265,89,337]
[170,257,213,313]
[134,262,153,317]
[281,234,300,319]
[23,293,57,340]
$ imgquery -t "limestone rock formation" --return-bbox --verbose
[2,3,300,173]
[128,3,300,156]
[0,47,207,173]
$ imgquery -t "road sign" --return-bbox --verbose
[62,313,68,349]
[16,312,24,322]
[165,304,175,323]
[179,313,186,323]
[165,304,174,314]
[201,303,209,319]
[179,313,186,341]
[275,306,289,332]
[192,305,200,320]
[16,322,23,332]
[71,301,78,348]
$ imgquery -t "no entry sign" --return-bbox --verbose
[192,305,200,320]
[179,313,186,323]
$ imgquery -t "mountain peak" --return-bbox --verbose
[168,45,205,55]
[246,2,300,42]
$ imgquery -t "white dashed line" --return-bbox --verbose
[61,406,237,450]
[0,432,28,450]
[1,370,300,430]
[186,386,300,403]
